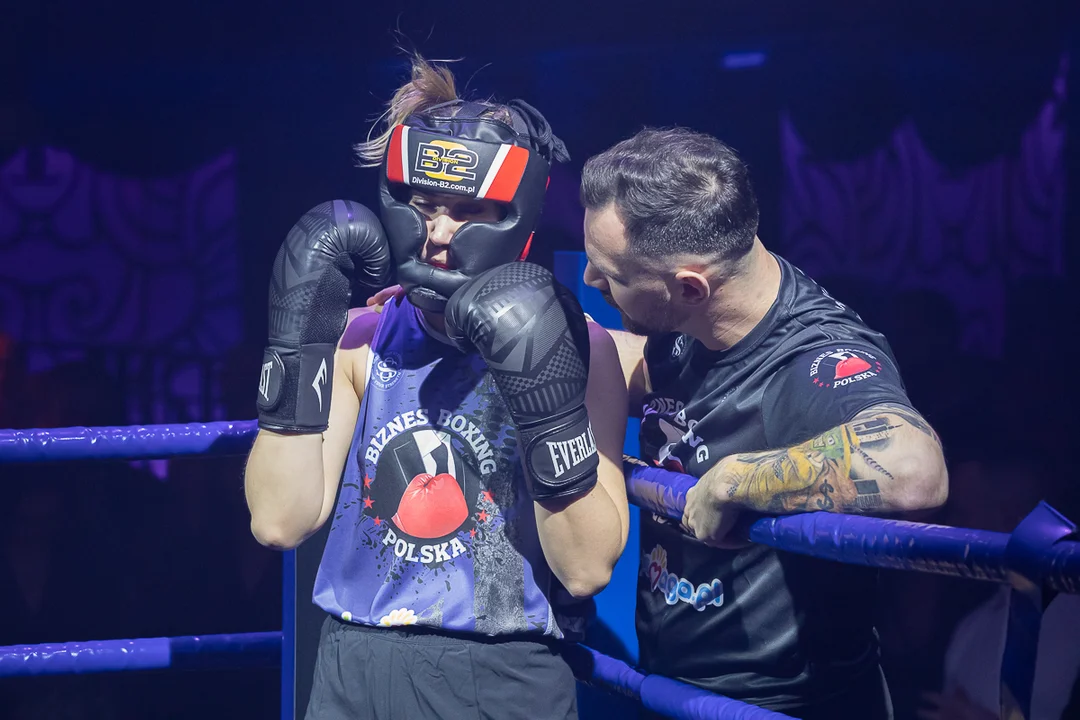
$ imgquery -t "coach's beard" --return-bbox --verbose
[601,291,681,336]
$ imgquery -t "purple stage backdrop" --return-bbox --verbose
[0,147,239,442]
[780,59,1067,359]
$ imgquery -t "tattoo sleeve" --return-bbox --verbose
[724,403,937,513]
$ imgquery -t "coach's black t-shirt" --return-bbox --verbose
[636,254,910,718]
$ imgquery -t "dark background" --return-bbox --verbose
[1,1,1078,718]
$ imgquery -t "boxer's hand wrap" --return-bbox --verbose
[445,262,599,501]
[258,200,392,433]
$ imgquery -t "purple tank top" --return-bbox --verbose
[313,298,575,638]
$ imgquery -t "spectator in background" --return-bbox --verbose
[918,471,1080,720]
[919,277,1078,719]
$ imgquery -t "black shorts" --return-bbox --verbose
[305,615,579,720]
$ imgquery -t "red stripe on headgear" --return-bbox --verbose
[518,232,534,261]
[483,146,529,203]
[386,126,406,184]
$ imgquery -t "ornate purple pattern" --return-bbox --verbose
[780,60,1067,358]
[0,147,239,425]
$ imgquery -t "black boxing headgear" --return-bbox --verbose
[379,99,569,312]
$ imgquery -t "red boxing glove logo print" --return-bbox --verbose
[391,430,469,539]
[363,408,500,567]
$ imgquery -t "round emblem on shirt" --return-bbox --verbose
[808,347,883,389]
[371,352,403,391]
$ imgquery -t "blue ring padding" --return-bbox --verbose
[1,422,1078,593]
[566,644,794,719]
[0,421,259,464]
[0,632,282,677]
[749,513,1012,579]
[623,455,694,517]
[4,420,1077,718]
[0,631,797,719]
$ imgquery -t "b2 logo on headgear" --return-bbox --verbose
[415,140,479,182]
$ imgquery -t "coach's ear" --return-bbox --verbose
[673,269,711,307]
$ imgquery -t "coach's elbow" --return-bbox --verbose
[893,444,949,513]
[921,462,950,512]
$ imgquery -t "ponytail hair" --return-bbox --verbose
[354,55,460,167]
[354,54,517,168]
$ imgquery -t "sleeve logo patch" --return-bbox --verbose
[809,348,883,389]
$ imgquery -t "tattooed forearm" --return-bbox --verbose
[721,403,938,513]
[725,425,867,512]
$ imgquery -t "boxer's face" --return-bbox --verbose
[409,191,506,270]
[583,205,689,336]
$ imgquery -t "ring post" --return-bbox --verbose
[999,502,1077,720]
[282,549,297,720]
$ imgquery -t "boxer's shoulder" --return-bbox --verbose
[585,319,616,349]
[584,321,622,378]
[338,307,380,390]
[340,307,380,349]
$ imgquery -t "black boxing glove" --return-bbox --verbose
[445,262,599,501]
[258,200,392,433]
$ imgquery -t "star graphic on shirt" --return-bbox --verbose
[363,497,374,509]
[481,490,494,503]
[373,516,382,526]
[363,475,372,488]
[477,510,489,523]
[470,528,477,538]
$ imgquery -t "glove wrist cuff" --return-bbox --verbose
[256,343,336,433]
[521,406,599,501]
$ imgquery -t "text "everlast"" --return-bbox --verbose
[547,426,598,479]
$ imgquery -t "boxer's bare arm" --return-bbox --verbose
[533,322,630,597]
[245,308,378,549]
[606,328,648,417]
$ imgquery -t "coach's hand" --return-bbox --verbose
[366,284,405,313]
[683,455,748,548]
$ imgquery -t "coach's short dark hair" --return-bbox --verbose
[580,127,759,262]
